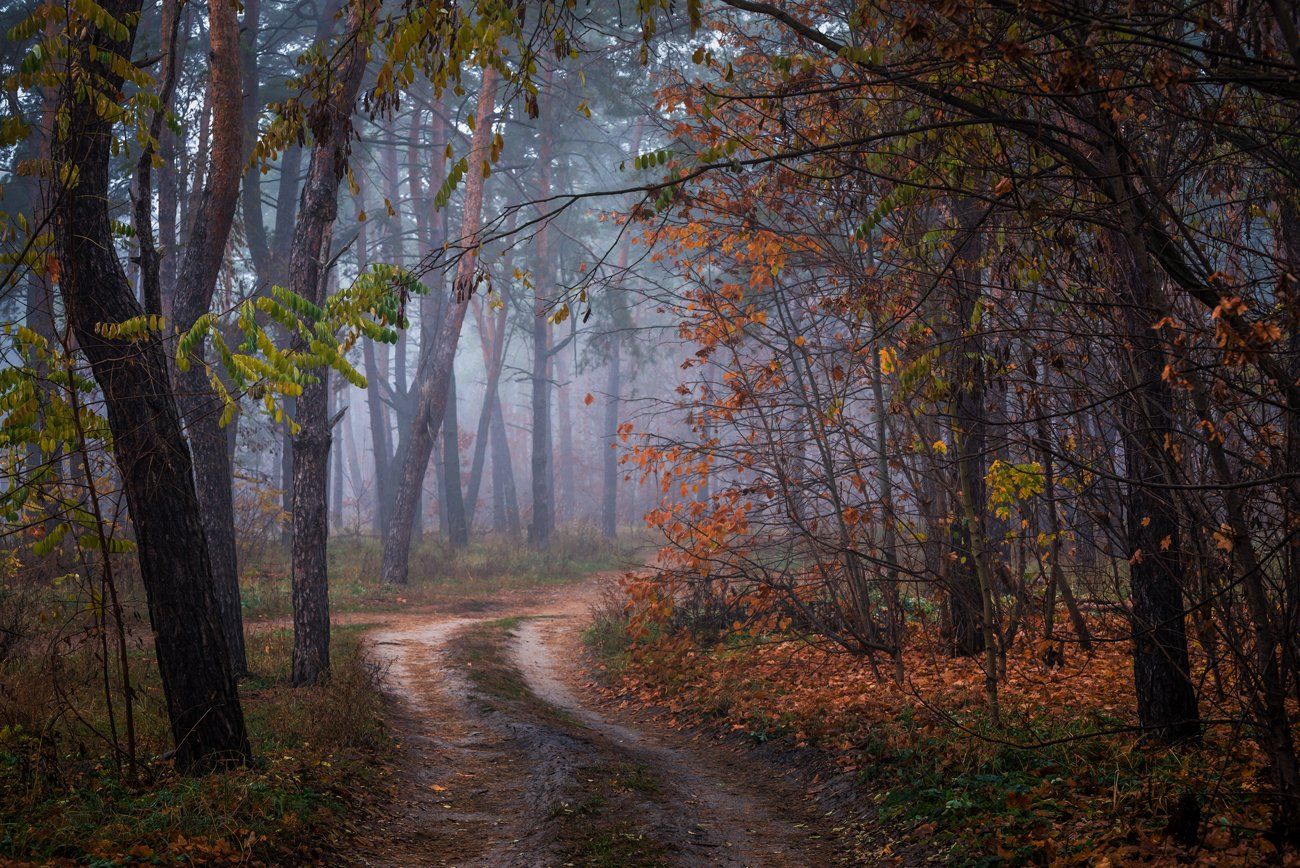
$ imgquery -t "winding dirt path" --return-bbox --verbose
[353,576,841,867]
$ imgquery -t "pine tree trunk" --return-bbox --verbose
[52,0,250,770]
[238,0,267,279]
[465,219,513,535]
[355,187,394,534]
[492,394,521,536]
[601,337,621,539]
[463,300,506,534]
[441,366,469,546]
[170,0,246,676]
[280,420,294,547]
[380,68,499,584]
[330,384,345,530]
[555,352,576,525]
[528,108,556,549]
[286,0,373,685]
[529,298,554,548]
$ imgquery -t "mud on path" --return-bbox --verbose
[352,576,842,867]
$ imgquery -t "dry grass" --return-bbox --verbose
[0,623,388,864]
[240,526,646,621]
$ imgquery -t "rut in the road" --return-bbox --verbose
[507,615,839,866]
[356,581,841,867]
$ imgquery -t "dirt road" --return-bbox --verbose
[354,575,841,867]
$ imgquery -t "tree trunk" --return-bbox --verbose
[464,392,492,533]
[465,295,509,533]
[287,0,373,685]
[463,213,514,535]
[280,417,294,547]
[52,0,250,770]
[944,198,987,658]
[1110,234,1200,742]
[380,68,499,583]
[330,382,345,530]
[601,336,621,539]
[870,323,906,677]
[555,351,576,525]
[492,393,521,536]
[598,124,642,539]
[131,0,181,319]
[355,184,394,533]
[170,0,246,676]
[1031,367,1092,651]
[529,106,556,549]
[238,0,268,280]
[157,105,181,309]
[441,365,469,546]
[344,409,364,531]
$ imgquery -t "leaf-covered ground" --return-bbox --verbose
[591,607,1294,865]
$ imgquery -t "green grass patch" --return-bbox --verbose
[563,820,668,868]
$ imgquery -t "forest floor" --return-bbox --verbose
[350,573,848,867]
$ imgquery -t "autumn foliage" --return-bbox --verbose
[600,0,1300,857]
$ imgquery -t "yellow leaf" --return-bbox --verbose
[1213,525,1234,553]
[879,346,897,374]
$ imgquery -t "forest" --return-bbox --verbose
[1,0,1298,864]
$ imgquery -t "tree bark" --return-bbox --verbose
[170,0,247,676]
[529,106,556,549]
[1031,366,1092,651]
[441,365,469,546]
[492,394,522,535]
[555,351,576,525]
[464,294,509,532]
[944,197,988,658]
[870,322,906,676]
[600,124,643,538]
[52,0,250,771]
[1110,232,1200,742]
[601,334,622,539]
[131,0,181,319]
[273,152,304,551]
[355,182,394,533]
[330,380,345,530]
[238,0,268,280]
[287,0,373,685]
[380,67,499,583]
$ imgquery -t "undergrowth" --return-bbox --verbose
[0,625,388,864]
[585,605,1291,865]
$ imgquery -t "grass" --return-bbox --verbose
[445,616,669,868]
[0,625,388,864]
[0,526,641,863]
[565,821,667,868]
[447,616,581,726]
[240,526,645,621]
